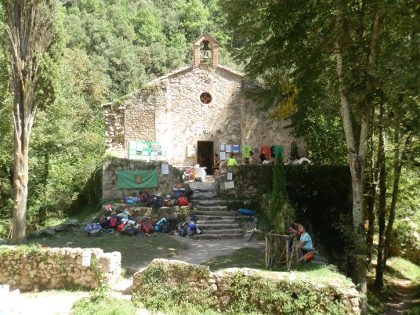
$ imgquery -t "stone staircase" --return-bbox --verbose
[189,181,243,240]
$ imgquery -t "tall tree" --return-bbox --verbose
[2,0,58,243]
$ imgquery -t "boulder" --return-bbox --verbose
[42,228,55,237]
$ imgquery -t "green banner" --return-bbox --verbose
[117,170,159,189]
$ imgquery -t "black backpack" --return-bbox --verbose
[177,222,188,237]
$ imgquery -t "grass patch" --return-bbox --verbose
[203,247,265,271]
[203,248,354,290]
[386,257,420,282]
[72,292,136,315]
[27,229,188,275]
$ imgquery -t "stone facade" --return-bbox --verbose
[133,259,360,314]
[104,33,305,167]
[102,158,182,200]
[0,246,121,291]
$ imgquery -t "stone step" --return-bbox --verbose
[198,219,236,224]
[190,192,217,200]
[196,205,228,211]
[198,223,241,230]
[188,182,217,191]
[195,215,237,221]
[193,199,232,206]
[199,228,242,234]
[194,211,237,217]
[191,233,244,240]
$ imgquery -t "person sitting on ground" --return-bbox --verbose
[297,224,313,257]
[226,152,238,167]
[213,153,220,176]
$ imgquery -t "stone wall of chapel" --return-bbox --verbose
[159,66,243,166]
[105,66,306,164]
[241,98,306,160]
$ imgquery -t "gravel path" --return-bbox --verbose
[166,234,265,265]
[384,279,417,314]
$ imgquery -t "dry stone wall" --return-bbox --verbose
[102,158,182,200]
[133,259,360,314]
[0,246,121,292]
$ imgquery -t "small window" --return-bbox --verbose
[200,92,212,104]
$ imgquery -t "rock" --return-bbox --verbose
[28,230,42,238]
[64,219,79,226]
[53,224,68,232]
[42,228,56,237]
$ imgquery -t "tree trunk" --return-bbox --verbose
[383,130,411,264]
[10,76,33,243]
[375,102,386,287]
[384,161,402,264]
[366,129,378,265]
[11,135,29,243]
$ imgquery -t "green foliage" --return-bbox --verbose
[132,261,348,315]
[387,218,420,265]
[72,290,137,315]
[305,112,348,165]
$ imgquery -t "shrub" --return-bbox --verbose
[388,218,420,264]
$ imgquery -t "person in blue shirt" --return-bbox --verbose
[297,224,313,257]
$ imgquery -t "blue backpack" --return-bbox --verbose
[84,223,101,236]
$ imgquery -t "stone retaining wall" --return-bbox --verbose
[133,259,360,314]
[217,165,273,200]
[102,158,182,200]
[0,246,121,292]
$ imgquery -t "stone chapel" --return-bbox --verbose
[104,33,305,173]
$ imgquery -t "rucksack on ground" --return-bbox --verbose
[117,223,128,232]
[177,197,188,206]
[109,215,120,228]
[99,217,110,229]
[176,221,188,237]
[155,217,170,233]
[84,223,101,236]
[141,218,154,234]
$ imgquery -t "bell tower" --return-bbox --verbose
[193,32,219,68]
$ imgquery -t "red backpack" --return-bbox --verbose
[117,223,127,232]
[141,218,154,234]
[110,216,119,228]
[177,197,188,206]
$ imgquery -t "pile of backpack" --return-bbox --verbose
[119,187,193,210]
[176,215,202,237]
[85,207,173,237]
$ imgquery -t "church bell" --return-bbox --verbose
[202,40,211,61]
